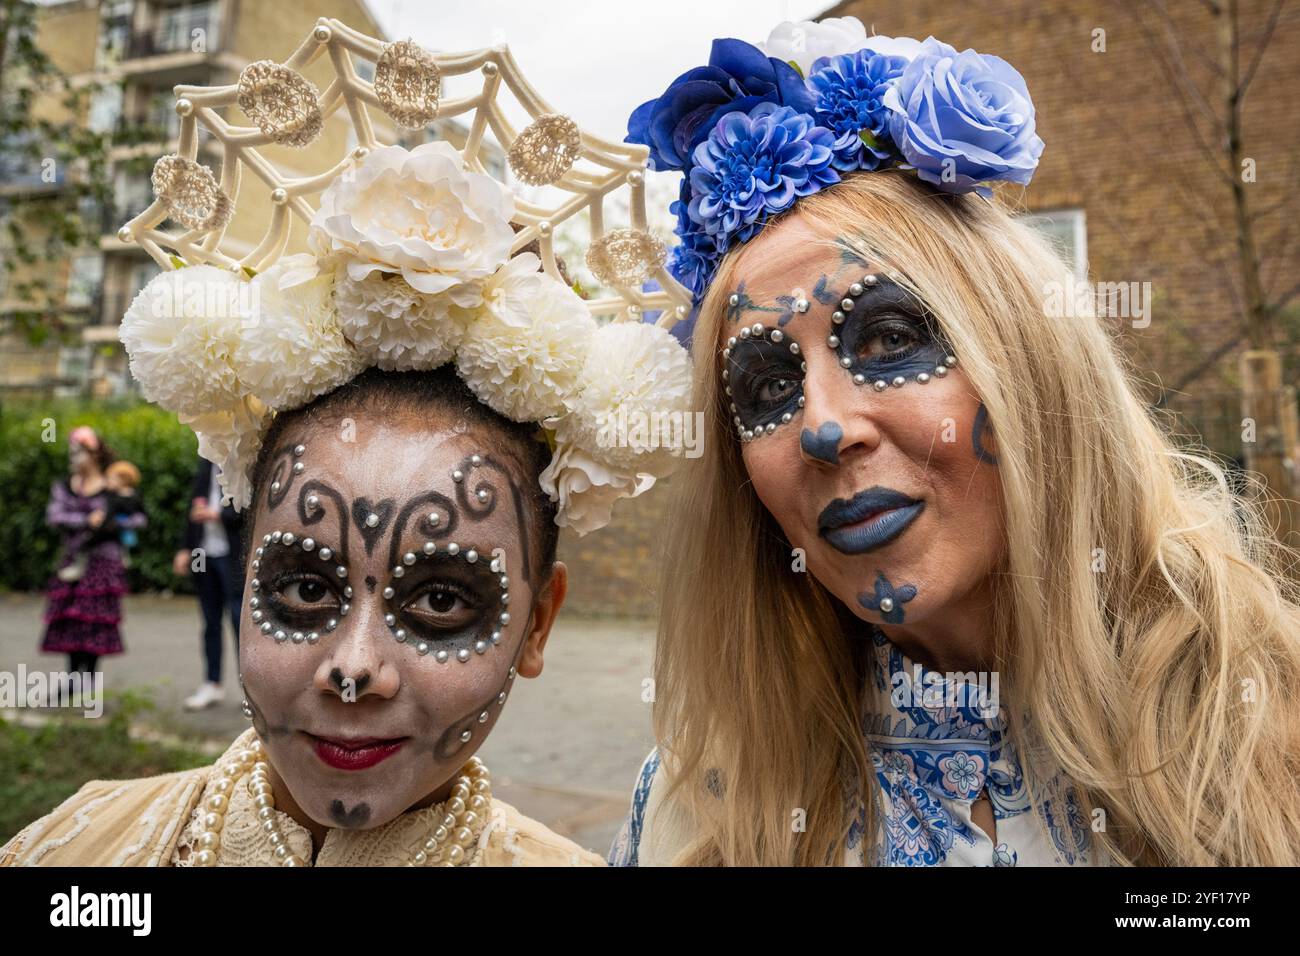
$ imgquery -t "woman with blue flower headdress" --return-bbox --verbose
[611,16,1300,867]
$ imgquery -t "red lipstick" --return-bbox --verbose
[311,735,407,770]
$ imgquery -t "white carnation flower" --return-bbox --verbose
[238,255,365,411]
[456,273,595,422]
[333,265,474,371]
[180,396,269,511]
[759,18,920,73]
[118,265,250,418]
[538,440,654,536]
[309,141,514,308]
[555,321,694,473]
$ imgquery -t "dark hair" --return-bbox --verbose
[244,366,560,584]
[69,428,116,474]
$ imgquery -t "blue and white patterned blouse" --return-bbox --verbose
[608,629,1099,867]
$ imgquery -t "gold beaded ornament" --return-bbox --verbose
[116,17,693,328]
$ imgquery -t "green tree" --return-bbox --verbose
[0,0,113,347]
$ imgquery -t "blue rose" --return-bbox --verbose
[808,49,911,171]
[625,38,815,172]
[686,102,839,244]
[883,37,1044,193]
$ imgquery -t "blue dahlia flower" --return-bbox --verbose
[808,49,911,171]
[625,38,815,172]
[685,102,839,244]
[883,37,1044,193]
[665,182,723,301]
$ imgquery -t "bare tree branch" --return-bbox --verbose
[1237,0,1285,98]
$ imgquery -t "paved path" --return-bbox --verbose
[0,592,656,859]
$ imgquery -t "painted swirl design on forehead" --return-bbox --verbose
[265,441,308,511]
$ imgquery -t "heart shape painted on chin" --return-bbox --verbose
[351,497,395,554]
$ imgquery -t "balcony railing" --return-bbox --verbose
[123,12,221,61]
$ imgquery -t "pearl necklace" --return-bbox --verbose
[190,737,493,867]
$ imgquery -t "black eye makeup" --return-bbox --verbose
[247,529,352,645]
[722,323,807,441]
[829,274,959,390]
[383,544,511,664]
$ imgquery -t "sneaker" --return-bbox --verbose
[183,683,225,710]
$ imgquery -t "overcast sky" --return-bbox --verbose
[367,0,834,142]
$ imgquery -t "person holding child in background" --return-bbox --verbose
[41,426,146,681]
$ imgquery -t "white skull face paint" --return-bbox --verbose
[239,413,547,835]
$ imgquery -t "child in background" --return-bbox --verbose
[58,460,146,581]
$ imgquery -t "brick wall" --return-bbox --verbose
[823,0,1299,393]
[556,474,675,619]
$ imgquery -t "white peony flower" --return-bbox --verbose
[555,321,694,474]
[238,255,365,411]
[118,265,251,418]
[538,440,655,536]
[456,272,596,422]
[759,17,920,73]
[180,396,269,510]
[309,141,514,305]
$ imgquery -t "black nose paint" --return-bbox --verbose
[801,421,843,464]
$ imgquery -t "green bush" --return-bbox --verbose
[0,397,199,592]
[0,689,213,845]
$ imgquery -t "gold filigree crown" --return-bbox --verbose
[117,17,692,325]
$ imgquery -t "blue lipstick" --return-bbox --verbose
[818,486,924,555]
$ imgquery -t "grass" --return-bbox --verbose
[0,688,213,845]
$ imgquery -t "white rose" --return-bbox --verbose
[456,271,596,423]
[760,17,868,73]
[238,255,365,410]
[309,141,515,304]
[118,266,250,418]
[759,18,920,73]
[538,441,654,536]
[556,321,694,474]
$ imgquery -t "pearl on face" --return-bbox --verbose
[366,513,380,528]
[383,586,395,600]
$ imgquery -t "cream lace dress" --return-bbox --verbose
[2,729,602,867]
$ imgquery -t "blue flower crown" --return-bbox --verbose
[626,24,1045,305]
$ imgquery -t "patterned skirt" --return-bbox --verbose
[41,543,128,656]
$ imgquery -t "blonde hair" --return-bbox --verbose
[105,460,141,488]
[652,169,1300,866]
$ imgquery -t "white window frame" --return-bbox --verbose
[1018,208,1088,282]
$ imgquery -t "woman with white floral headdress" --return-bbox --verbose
[608,16,1300,867]
[1,23,694,867]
